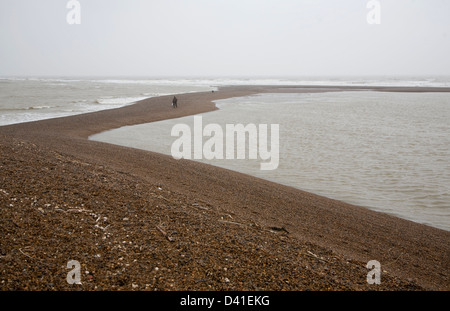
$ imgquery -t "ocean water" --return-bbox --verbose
[2,76,450,126]
[91,91,450,231]
[0,77,215,126]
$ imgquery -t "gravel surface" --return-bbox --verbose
[1,86,449,291]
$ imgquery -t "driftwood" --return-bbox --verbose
[270,226,289,234]
[218,220,247,227]
[156,225,174,242]
[306,250,328,263]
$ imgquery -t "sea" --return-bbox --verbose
[1,76,450,231]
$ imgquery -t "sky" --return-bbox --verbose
[0,0,449,77]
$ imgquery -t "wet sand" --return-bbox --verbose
[0,85,449,291]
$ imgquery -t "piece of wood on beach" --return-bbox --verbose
[156,225,175,242]
[218,219,247,227]
[306,250,328,263]
[270,226,289,234]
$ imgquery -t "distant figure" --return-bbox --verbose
[172,96,178,108]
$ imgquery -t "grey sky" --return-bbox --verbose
[1,0,449,77]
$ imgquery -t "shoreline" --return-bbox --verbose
[90,88,450,232]
[1,85,449,290]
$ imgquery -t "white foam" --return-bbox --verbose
[95,96,148,106]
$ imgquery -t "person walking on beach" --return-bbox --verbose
[172,96,178,108]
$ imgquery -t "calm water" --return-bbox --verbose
[91,91,450,231]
